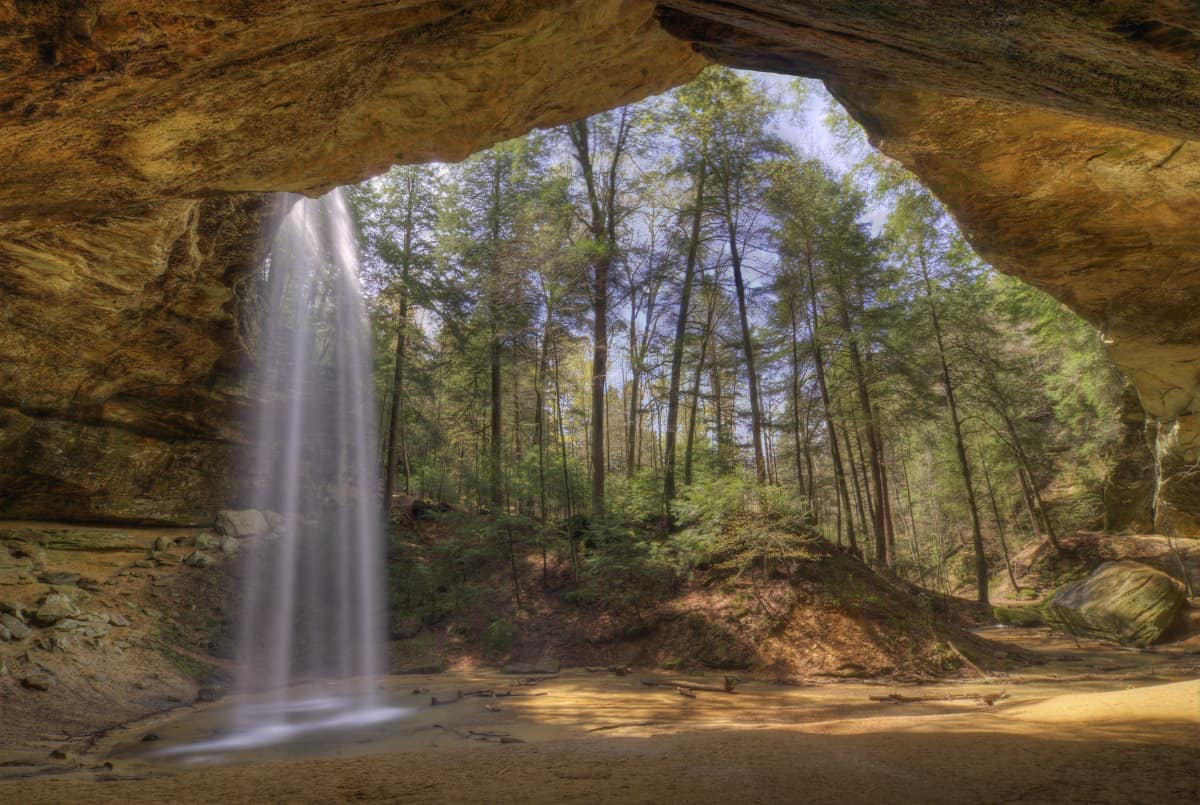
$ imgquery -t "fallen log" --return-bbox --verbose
[640,677,737,694]
[584,666,632,676]
[587,721,662,733]
[869,690,1009,706]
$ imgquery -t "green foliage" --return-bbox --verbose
[565,519,678,618]
[483,618,520,654]
[671,478,818,578]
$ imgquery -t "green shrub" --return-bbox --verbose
[484,618,519,654]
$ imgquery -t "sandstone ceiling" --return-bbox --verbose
[1,0,1198,530]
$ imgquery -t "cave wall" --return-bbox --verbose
[0,196,262,524]
[2,1,1199,532]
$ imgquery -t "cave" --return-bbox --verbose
[2,2,1199,801]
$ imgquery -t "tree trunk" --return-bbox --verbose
[918,251,988,605]
[978,442,1020,593]
[999,409,1061,551]
[726,222,766,483]
[896,436,925,585]
[664,159,706,503]
[804,263,856,554]
[383,292,408,510]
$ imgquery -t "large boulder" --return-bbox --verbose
[214,510,269,538]
[1045,560,1187,646]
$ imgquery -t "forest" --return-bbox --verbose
[349,68,1124,609]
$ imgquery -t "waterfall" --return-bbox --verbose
[171,190,401,754]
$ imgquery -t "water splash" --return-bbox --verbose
[223,189,392,744]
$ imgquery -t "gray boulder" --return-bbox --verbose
[1045,560,1187,646]
[154,536,175,552]
[183,551,214,568]
[34,593,80,626]
[219,535,241,557]
[0,612,31,640]
[194,532,218,550]
[214,510,269,538]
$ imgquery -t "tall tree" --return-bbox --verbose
[565,108,634,515]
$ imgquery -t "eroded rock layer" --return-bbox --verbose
[0,0,705,216]
[0,196,262,524]
[2,1,1200,530]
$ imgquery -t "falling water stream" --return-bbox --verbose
[160,191,408,757]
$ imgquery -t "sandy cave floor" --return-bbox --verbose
[1,628,1198,804]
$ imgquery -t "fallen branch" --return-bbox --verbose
[640,677,737,694]
[515,676,556,686]
[584,666,632,676]
[1013,672,1167,684]
[869,690,1009,706]
[587,721,662,733]
[431,723,468,738]
[438,688,550,703]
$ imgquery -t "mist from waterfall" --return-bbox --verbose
[214,190,397,749]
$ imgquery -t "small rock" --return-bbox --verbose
[214,510,269,538]
[183,551,214,568]
[1,612,32,640]
[0,624,10,641]
[132,559,155,569]
[55,619,111,638]
[37,571,80,586]
[110,613,131,627]
[49,748,72,760]
[142,607,163,620]
[154,536,174,552]
[219,535,240,557]
[141,733,160,742]
[21,673,52,691]
[0,601,26,619]
[33,593,80,626]
[194,533,217,551]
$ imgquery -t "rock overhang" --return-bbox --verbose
[2,0,1200,530]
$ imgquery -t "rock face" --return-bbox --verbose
[0,195,263,525]
[1045,560,1187,646]
[2,2,1200,528]
[0,0,705,216]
